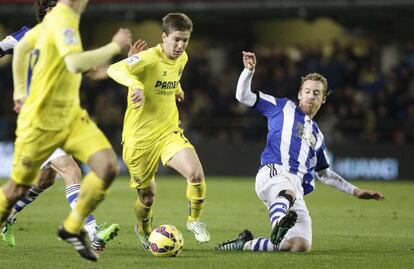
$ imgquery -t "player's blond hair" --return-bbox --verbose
[162,13,193,35]
[300,73,331,96]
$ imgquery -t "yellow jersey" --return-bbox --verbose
[22,24,39,50]
[18,3,83,131]
[108,44,187,149]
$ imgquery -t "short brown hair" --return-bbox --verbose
[300,73,331,96]
[162,13,193,35]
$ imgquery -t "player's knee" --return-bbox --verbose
[277,190,296,207]
[141,195,154,207]
[4,182,30,203]
[186,167,204,183]
[99,157,120,181]
[139,192,155,207]
[289,238,311,253]
[278,189,295,199]
[88,149,120,181]
[106,159,120,179]
[15,185,30,199]
[137,185,155,207]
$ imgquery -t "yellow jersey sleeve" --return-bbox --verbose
[22,24,40,48]
[49,7,83,58]
[107,49,158,90]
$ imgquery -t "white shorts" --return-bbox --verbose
[40,148,68,170]
[255,164,312,244]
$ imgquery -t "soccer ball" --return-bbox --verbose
[148,224,184,257]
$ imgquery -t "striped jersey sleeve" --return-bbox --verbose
[0,26,30,57]
[253,92,288,117]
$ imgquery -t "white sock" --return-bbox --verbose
[84,219,98,241]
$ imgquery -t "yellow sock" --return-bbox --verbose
[0,188,12,225]
[63,172,106,234]
[186,179,206,222]
[134,198,153,235]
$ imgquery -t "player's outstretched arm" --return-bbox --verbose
[64,28,132,73]
[235,51,258,107]
[317,168,385,200]
[316,168,356,194]
[86,38,147,80]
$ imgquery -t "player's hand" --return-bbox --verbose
[131,88,144,109]
[13,98,26,113]
[128,39,148,57]
[112,28,132,54]
[242,51,256,71]
[176,91,184,102]
[353,188,385,201]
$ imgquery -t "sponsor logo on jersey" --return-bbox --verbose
[154,80,179,90]
[154,80,179,95]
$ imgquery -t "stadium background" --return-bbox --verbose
[0,0,413,180]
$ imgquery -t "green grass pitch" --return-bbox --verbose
[0,176,413,269]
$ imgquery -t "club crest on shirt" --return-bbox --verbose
[63,28,78,45]
[126,55,141,66]
[296,122,316,147]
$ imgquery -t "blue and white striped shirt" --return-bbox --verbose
[254,92,330,194]
[0,26,30,57]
